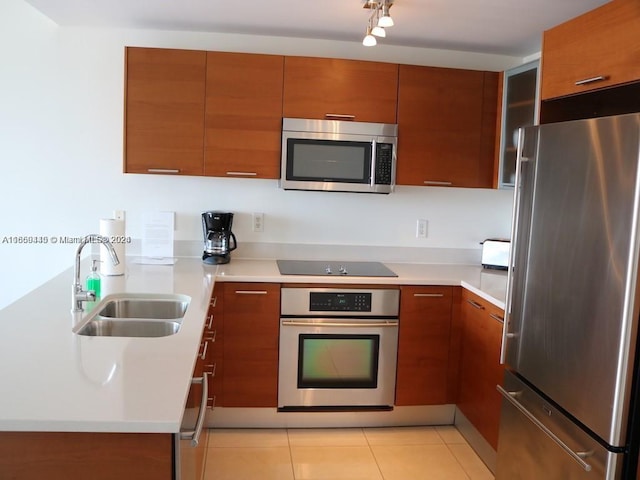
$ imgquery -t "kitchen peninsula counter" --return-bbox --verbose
[0,256,506,435]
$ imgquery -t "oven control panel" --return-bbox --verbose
[281,288,400,317]
[310,292,372,312]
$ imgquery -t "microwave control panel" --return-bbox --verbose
[374,143,394,185]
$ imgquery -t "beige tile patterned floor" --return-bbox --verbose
[203,426,494,480]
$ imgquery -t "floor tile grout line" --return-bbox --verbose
[286,428,297,480]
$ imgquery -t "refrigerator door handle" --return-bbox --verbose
[501,127,528,364]
[497,385,594,472]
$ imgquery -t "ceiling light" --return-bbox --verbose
[371,25,386,37]
[361,0,394,46]
[378,1,394,28]
[363,25,377,46]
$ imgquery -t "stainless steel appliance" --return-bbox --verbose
[497,113,640,479]
[280,118,398,194]
[202,211,237,265]
[480,238,510,271]
[278,287,400,410]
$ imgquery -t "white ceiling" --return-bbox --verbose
[23,0,609,57]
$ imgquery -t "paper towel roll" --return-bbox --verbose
[99,218,125,276]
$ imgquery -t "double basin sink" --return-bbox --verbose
[73,293,190,338]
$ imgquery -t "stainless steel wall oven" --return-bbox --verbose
[278,287,400,411]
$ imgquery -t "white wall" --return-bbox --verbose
[0,0,520,309]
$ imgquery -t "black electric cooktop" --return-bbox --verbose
[276,260,397,277]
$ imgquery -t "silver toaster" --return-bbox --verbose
[481,238,510,270]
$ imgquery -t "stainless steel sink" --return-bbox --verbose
[76,319,181,337]
[72,293,190,338]
[98,298,189,319]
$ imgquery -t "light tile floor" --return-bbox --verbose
[203,426,494,480]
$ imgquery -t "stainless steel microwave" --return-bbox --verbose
[280,118,398,194]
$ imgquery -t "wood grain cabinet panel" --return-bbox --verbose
[541,0,640,100]
[457,289,505,450]
[283,56,399,124]
[396,65,498,188]
[222,282,280,407]
[395,286,454,406]
[204,52,284,179]
[0,432,173,479]
[124,47,206,175]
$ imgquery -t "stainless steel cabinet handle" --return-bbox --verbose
[147,168,180,174]
[207,394,216,410]
[325,113,356,120]
[466,299,485,310]
[200,340,209,360]
[496,385,593,472]
[180,373,209,447]
[206,314,214,330]
[489,313,504,323]
[423,180,453,186]
[205,330,217,343]
[414,293,445,297]
[205,362,216,377]
[226,171,258,176]
[282,320,399,328]
[210,296,217,308]
[574,75,608,86]
[235,290,268,295]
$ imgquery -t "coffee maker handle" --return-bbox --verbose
[229,232,237,252]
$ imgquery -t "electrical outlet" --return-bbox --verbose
[253,212,264,232]
[416,219,428,238]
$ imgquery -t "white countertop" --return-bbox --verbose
[0,256,506,434]
[0,257,216,434]
[216,259,507,309]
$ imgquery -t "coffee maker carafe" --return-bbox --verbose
[202,211,237,264]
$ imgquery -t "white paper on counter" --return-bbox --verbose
[141,211,175,261]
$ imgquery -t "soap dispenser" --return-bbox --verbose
[86,260,101,299]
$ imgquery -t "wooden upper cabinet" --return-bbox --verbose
[124,47,206,175]
[283,56,399,124]
[541,0,640,100]
[396,65,498,188]
[204,52,284,179]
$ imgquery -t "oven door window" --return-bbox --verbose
[297,334,379,389]
[286,139,372,184]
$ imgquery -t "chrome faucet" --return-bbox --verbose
[72,234,120,313]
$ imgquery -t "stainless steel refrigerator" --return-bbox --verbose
[497,113,640,479]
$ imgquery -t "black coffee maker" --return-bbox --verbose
[202,211,237,264]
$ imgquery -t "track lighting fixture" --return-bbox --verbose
[362,0,395,46]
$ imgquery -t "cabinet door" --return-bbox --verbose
[396,65,498,188]
[124,47,206,175]
[395,286,453,406]
[541,0,640,100]
[204,52,284,179]
[222,283,280,407]
[283,56,399,124]
[458,289,505,450]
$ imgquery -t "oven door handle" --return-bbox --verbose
[281,320,398,328]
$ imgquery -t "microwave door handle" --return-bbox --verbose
[370,139,377,187]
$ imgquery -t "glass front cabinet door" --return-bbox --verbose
[498,60,540,188]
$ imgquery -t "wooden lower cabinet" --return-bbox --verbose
[0,432,173,479]
[395,286,454,406]
[221,282,280,407]
[457,288,505,450]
